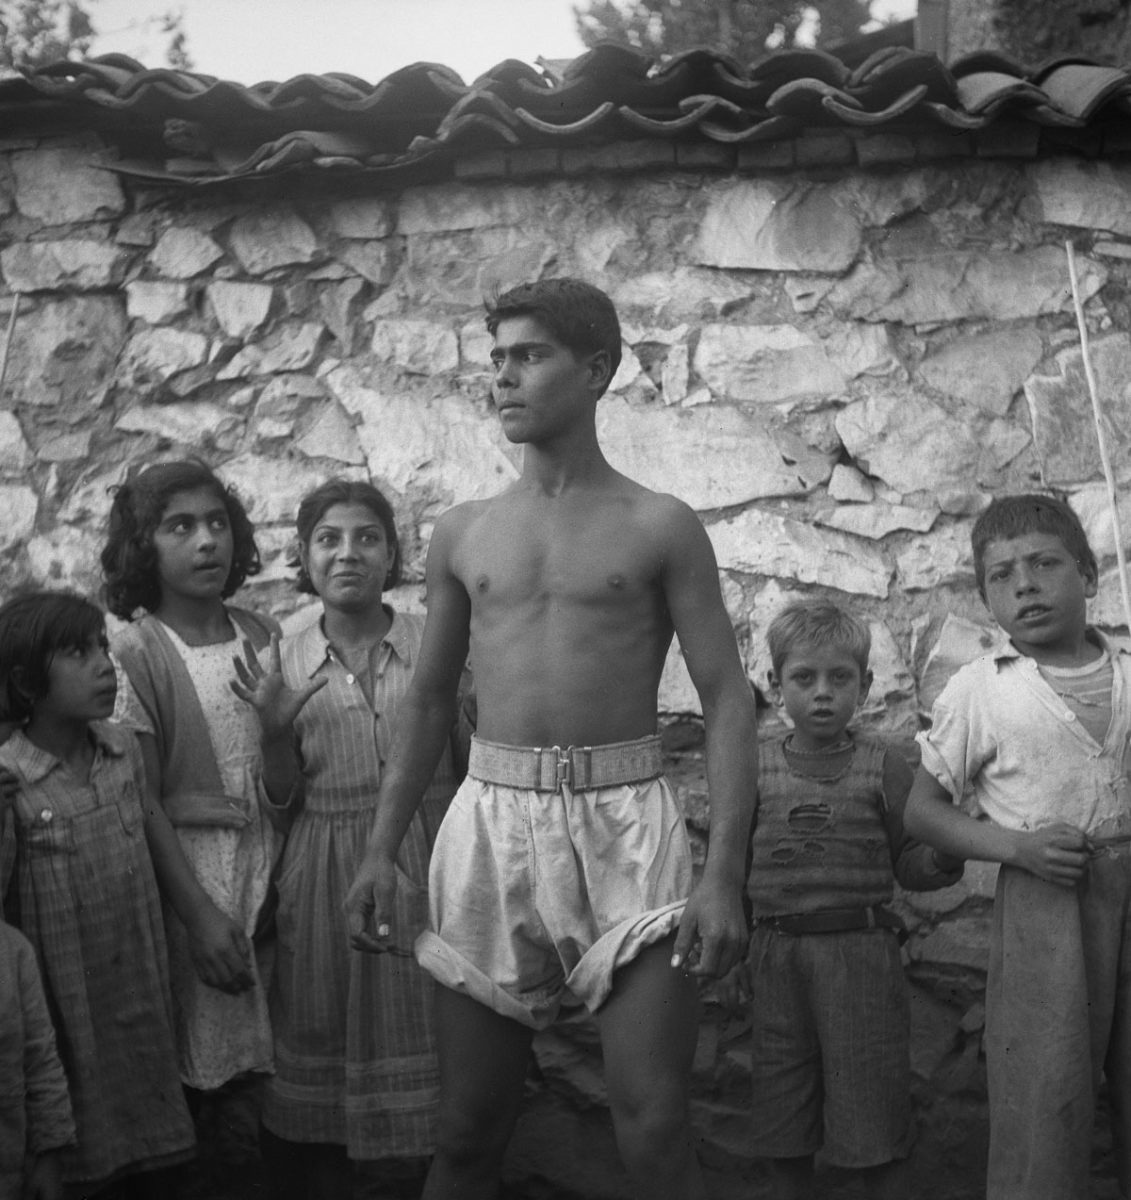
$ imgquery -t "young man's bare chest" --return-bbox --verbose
[454,500,663,622]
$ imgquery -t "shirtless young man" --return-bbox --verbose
[345,278,758,1200]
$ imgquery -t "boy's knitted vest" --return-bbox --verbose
[747,732,895,917]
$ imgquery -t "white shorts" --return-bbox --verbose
[417,755,692,1030]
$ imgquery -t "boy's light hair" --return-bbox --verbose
[971,493,1097,600]
[767,600,871,676]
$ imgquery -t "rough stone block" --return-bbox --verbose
[327,196,392,239]
[2,241,128,292]
[206,280,274,339]
[695,179,863,273]
[0,485,38,549]
[126,281,191,326]
[229,209,320,273]
[695,323,846,401]
[149,226,225,279]
[11,139,125,223]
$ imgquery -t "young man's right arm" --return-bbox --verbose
[904,767,1089,887]
[345,512,471,953]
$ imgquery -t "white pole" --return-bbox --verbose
[1065,241,1131,636]
[0,292,20,406]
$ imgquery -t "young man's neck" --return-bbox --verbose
[154,593,233,644]
[520,438,616,494]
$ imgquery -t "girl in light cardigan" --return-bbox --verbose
[102,461,281,1120]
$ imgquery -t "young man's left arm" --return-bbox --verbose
[660,499,759,979]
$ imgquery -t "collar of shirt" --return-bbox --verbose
[989,626,1131,669]
[293,605,413,680]
[2,720,125,783]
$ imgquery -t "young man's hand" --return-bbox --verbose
[345,854,400,953]
[671,874,748,978]
[1011,822,1089,886]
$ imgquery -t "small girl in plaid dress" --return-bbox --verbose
[0,591,195,1196]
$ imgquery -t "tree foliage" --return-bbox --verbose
[0,0,192,72]
[574,0,874,61]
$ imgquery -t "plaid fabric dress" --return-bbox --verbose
[0,724,195,1186]
[260,610,460,1159]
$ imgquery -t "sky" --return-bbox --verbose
[87,0,916,86]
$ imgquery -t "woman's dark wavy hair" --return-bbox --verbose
[288,477,402,595]
[0,590,107,722]
[100,460,261,619]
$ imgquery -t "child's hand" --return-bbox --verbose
[1012,822,1090,886]
[715,961,752,1015]
[23,1150,64,1200]
[186,902,255,994]
[230,635,327,741]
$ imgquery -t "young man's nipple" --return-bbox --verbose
[476,575,490,593]
[607,573,625,590]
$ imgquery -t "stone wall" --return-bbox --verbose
[3,131,1131,1194]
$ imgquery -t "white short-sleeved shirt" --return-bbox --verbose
[917,630,1131,839]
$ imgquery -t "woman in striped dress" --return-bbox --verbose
[233,479,464,1199]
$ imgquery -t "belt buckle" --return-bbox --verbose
[552,745,571,790]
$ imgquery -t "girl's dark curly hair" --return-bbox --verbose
[288,478,401,595]
[0,590,107,723]
[100,460,261,620]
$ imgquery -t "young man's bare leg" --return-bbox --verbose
[424,985,535,1200]
[595,939,707,1200]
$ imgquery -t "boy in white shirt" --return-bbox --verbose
[906,493,1131,1200]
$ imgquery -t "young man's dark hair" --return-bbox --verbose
[485,278,623,391]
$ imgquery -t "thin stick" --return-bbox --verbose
[1065,241,1131,635]
[0,292,20,406]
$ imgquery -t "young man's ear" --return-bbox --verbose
[587,350,613,393]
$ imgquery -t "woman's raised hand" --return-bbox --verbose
[230,634,327,740]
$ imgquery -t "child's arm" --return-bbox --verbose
[18,932,75,1200]
[136,733,255,993]
[904,765,1090,887]
[882,750,964,891]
